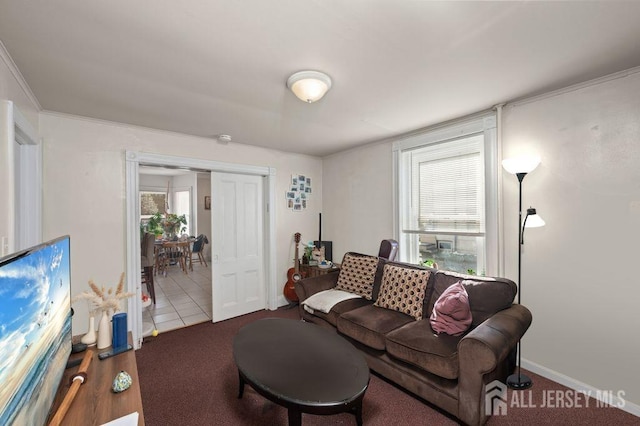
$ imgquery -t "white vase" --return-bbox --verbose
[97,310,111,349]
[81,315,97,346]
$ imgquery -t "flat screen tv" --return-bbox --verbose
[0,235,72,425]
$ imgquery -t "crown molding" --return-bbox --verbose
[0,39,42,111]
[507,65,640,109]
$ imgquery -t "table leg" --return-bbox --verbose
[287,408,302,426]
[237,371,245,399]
[180,254,187,274]
[355,401,363,426]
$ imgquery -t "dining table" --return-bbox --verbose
[154,238,194,276]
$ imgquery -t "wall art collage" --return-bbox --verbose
[285,174,312,211]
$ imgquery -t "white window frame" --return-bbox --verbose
[392,113,500,275]
[173,188,192,235]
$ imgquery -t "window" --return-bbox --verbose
[394,114,498,275]
[140,191,166,218]
[174,189,192,235]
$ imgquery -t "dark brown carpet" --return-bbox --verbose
[136,308,639,425]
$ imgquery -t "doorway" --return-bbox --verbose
[138,166,213,334]
[125,151,278,348]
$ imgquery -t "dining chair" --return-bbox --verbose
[189,234,209,270]
[162,240,189,274]
[141,232,156,304]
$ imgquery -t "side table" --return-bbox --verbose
[300,263,340,278]
[49,333,144,425]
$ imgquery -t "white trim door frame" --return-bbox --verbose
[0,100,42,255]
[125,151,277,349]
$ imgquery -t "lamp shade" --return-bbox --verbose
[502,156,541,175]
[287,70,332,103]
[524,210,545,228]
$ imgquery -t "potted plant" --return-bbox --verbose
[142,212,187,240]
[142,212,165,239]
[161,213,188,240]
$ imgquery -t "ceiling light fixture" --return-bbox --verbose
[287,70,332,103]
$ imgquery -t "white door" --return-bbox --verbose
[211,172,265,322]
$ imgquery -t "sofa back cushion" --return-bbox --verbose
[335,252,380,300]
[426,270,517,327]
[374,264,431,321]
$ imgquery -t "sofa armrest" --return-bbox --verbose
[457,304,532,425]
[294,271,340,302]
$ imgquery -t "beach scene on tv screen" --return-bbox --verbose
[0,238,72,425]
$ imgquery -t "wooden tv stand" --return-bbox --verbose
[50,334,145,425]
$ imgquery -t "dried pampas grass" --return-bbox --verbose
[72,272,134,315]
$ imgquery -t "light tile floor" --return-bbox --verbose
[142,262,212,334]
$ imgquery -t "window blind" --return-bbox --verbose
[412,136,483,233]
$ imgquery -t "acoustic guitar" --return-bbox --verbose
[284,232,305,303]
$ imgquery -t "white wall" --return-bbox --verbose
[39,112,323,336]
[501,70,640,408]
[139,173,171,190]
[323,140,394,261]
[323,70,640,408]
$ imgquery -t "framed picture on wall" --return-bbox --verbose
[204,195,211,210]
[287,173,312,211]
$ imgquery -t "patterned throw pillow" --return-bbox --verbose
[374,264,430,321]
[335,253,379,300]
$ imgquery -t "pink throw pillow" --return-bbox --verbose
[430,281,472,336]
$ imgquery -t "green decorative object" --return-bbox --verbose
[421,259,437,268]
[112,370,133,393]
[142,212,187,240]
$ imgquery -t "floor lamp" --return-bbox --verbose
[502,156,545,390]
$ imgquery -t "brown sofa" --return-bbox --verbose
[295,252,532,426]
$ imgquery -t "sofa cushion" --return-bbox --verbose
[429,281,472,336]
[374,264,431,321]
[385,320,464,379]
[426,271,517,327]
[337,305,414,350]
[335,253,379,300]
[304,298,373,327]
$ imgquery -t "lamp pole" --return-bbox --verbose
[507,172,533,390]
[516,173,525,304]
[502,155,543,390]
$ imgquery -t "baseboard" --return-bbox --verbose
[522,358,640,418]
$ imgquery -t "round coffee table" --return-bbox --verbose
[233,318,370,425]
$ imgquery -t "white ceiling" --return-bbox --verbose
[2,1,640,157]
